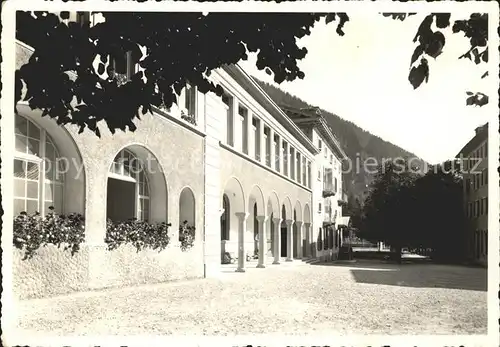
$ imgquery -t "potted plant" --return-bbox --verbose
[179,220,195,251]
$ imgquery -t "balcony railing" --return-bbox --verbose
[322,183,336,198]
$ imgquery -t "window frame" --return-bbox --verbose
[108,149,151,222]
[14,115,65,216]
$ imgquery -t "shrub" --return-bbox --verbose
[13,207,85,260]
[179,220,195,251]
[105,218,172,253]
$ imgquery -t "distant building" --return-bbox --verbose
[457,123,488,266]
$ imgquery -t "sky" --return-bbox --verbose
[239,12,491,165]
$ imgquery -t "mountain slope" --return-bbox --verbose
[254,78,426,201]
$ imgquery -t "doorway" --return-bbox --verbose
[280,226,287,256]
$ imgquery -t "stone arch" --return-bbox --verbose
[294,200,303,222]
[266,191,280,217]
[179,186,196,244]
[266,192,280,258]
[221,176,246,213]
[282,196,293,221]
[179,186,196,226]
[106,144,168,223]
[220,176,246,260]
[248,184,266,216]
[14,108,86,216]
[247,185,266,257]
[292,201,303,259]
[303,204,311,224]
[302,203,312,257]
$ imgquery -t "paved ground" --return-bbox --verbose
[15,260,487,336]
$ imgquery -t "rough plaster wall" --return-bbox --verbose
[91,243,203,289]
[13,246,90,300]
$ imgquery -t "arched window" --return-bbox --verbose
[14,115,64,216]
[179,188,195,226]
[107,149,150,222]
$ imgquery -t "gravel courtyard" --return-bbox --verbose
[16,260,487,336]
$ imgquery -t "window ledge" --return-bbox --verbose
[152,106,206,138]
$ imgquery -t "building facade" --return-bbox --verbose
[457,123,488,266]
[281,106,348,261]
[11,27,347,299]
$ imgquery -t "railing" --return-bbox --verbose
[338,191,348,207]
[322,183,336,198]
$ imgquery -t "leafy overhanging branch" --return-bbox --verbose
[15,11,330,136]
[404,12,488,107]
[14,11,489,140]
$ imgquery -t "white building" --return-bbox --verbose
[457,123,488,266]
[9,18,347,299]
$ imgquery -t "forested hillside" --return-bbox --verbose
[254,78,427,202]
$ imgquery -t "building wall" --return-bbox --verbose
[219,147,312,256]
[14,40,209,298]
[309,129,344,261]
[210,68,315,261]
[462,137,488,265]
[13,103,207,299]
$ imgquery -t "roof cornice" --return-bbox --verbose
[280,105,348,160]
[223,64,320,155]
[455,123,489,157]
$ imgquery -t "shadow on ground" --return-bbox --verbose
[350,267,486,292]
[312,260,487,291]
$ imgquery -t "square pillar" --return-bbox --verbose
[269,128,275,169]
[296,153,300,183]
[285,219,294,262]
[256,216,267,268]
[296,221,303,258]
[277,136,283,173]
[244,108,252,155]
[272,218,282,264]
[235,212,249,272]
[231,97,238,149]
[304,222,311,258]
[259,119,265,164]
[285,143,290,177]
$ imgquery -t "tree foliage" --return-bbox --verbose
[254,78,425,202]
[359,158,467,262]
[15,11,350,136]
[358,159,420,254]
[345,193,363,229]
[14,11,488,138]
[403,12,489,106]
[411,163,467,261]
